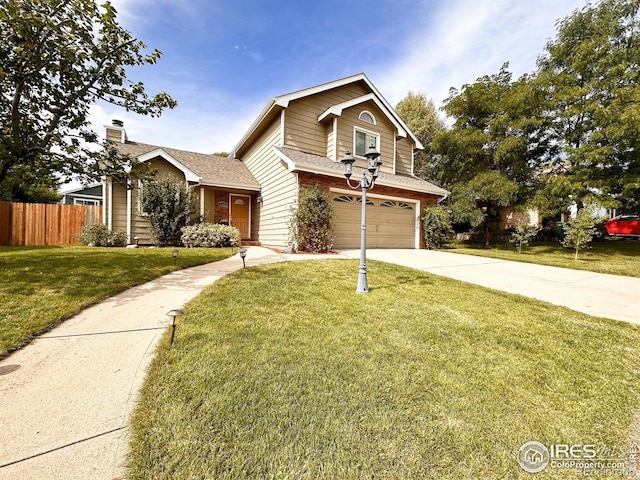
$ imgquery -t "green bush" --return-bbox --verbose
[290,185,334,253]
[79,223,127,247]
[181,223,241,248]
[562,209,600,260]
[140,178,195,246]
[509,223,539,253]
[422,205,453,249]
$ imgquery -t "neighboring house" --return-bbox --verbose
[497,207,541,230]
[59,183,103,206]
[103,73,448,248]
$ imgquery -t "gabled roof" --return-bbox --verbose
[114,141,261,191]
[274,147,448,197]
[317,93,418,146]
[231,73,423,157]
[59,182,102,195]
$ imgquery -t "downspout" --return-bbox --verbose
[107,178,113,230]
[126,181,132,244]
[200,186,205,221]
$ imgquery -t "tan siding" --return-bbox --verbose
[106,128,122,143]
[284,83,370,156]
[326,121,335,160]
[103,177,111,227]
[145,158,185,179]
[111,183,128,234]
[130,182,150,243]
[203,188,215,223]
[395,138,414,175]
[243,119,296,246]
[337,101,395,174]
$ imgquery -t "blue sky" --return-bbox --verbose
[90,0,586,155]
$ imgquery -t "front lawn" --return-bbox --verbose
[446,240,640,277]
[128,260,640,479]
[0,245,231,357]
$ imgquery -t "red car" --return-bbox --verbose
[604,215,640,237]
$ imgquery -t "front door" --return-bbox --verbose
[230,194,250,239]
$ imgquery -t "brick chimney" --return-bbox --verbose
[105,119,127,143]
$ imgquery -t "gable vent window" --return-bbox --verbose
[359,111,376,125]
[333,195,355,203]
[354,128,380,158]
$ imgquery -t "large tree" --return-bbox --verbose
[0,0,176,197]
[432,64,543,246]
[395,92,447,181]
[536,0,640,214]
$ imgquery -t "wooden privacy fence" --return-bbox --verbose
[0,201,102,246]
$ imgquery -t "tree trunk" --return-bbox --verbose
[484,202,492,249]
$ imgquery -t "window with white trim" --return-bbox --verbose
[138,179,149,215]
[73,198,100,206]
[354,127,379,157]
[359,111,376,125]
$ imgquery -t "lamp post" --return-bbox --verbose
[167,309,184,345]
[340,146,382,294]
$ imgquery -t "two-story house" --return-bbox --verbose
[102,73,447,248]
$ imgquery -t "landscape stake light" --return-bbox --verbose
[167,309,184,345]
[340,146,381,294]
[239,248,247,268]
[171,248,179,266]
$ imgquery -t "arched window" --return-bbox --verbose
[359,111,376,125]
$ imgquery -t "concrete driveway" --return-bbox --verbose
[339,249,640,325]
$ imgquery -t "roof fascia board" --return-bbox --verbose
[198,181,261,191]
[359,74,425,150]
[275,147,446,196]
[58,182,102,194]
[276,73,424,149]
[318,93,408,139]
[273,146,297,172]
[137,149,200,183]
[234,72,424,157]
[230,99,277,158]
[273,73,369,107]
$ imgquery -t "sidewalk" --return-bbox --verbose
[0,247,295,480]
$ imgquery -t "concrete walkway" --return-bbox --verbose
[340,249,640,325]
[0,247,303,480]
[1,247,638,479]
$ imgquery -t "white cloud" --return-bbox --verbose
[88,0,588,157]
[374,0,585,108]
[89,99,264,155]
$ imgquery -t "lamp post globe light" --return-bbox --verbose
[340,146,382,294]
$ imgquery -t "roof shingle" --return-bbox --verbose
[275,147,448,196]
[114,141,261,190]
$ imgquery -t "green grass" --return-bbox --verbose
[0,245,232,357]
[128,260,640,479]
[445,240,640,277]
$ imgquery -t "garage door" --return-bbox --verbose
[332,194,417,249]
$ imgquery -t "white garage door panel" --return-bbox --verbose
[332,194,416,249]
